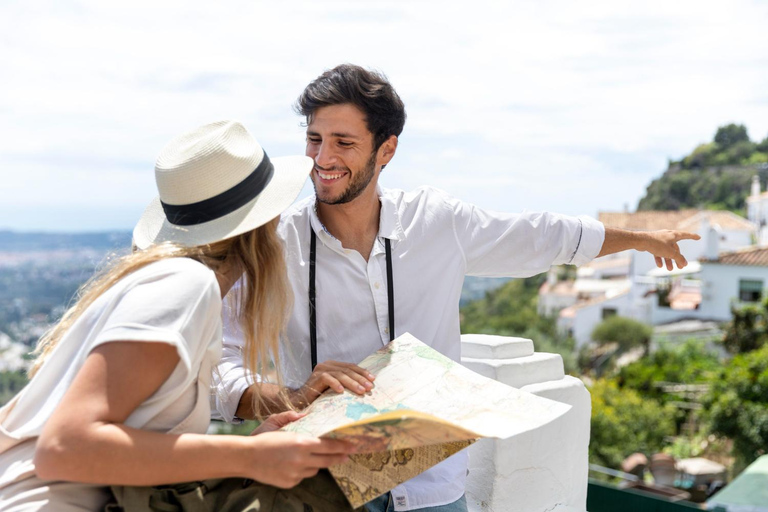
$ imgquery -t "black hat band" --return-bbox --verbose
[161,153,275,226]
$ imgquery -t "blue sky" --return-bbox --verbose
[1,0,767,232]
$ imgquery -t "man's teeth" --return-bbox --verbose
[318,171,343,180]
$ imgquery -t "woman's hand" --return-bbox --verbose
[244,432,355,488]
[250,410,305,435]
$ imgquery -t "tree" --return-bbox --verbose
[722,299,768,355]
[591,316,652,353]
[0,370,28,406]
[757,135,768,154]
[617,339,720,401]
[589,379,676,469]
[704,344,768,471]
[714,124,750,149]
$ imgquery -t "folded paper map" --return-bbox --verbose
[281,332,570,508]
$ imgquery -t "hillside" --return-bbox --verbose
[638,124,768,213]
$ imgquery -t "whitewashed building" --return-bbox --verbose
[545,210,756,346]
[699,246,768,321]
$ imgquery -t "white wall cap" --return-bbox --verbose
[462,352,565,388]
[461,334,534,359]
[521,375,590,403]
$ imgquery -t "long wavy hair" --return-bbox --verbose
[29,219,290,415]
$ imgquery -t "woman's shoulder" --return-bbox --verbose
[134,257,214,278]
[122,257,218,297]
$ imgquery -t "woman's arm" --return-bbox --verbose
[34,341,353,489]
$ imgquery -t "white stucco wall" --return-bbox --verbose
[564,293,631,347]
[461,334,590,512]
[539,292,578,317]
[699,263,768,321]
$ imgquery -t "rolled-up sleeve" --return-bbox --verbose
[568,216,605,266]
[210,299,254,423]
[210,343,251,423]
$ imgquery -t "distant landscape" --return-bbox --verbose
[0,230,508,368]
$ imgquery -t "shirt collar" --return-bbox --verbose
[308,185,406,243]
[378,186,406,242]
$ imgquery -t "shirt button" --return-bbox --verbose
[374,282,380,289]
[384,327,390,334]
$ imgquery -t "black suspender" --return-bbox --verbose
[385,238,395,341]
[309,230,319,371]
[309,229,395,370]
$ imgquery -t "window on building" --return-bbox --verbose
[601,308,618,320]
[739,279,764,302]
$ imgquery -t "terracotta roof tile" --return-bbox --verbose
[703,246,768,266]
[677,211,754,232]
[599,210,753,232]
[599,210,699,230]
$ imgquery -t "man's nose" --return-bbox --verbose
[312,141,336,168]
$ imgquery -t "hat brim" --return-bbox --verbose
[133,155,312,249]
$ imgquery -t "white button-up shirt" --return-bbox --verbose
[213,186,604,511]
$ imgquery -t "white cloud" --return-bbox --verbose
[0,0,767,230]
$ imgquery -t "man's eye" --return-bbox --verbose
[338,141,353,147]
[307,138,320,144]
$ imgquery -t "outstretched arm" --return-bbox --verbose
[598,227,701,270]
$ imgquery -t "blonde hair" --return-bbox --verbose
[30,219,291,416]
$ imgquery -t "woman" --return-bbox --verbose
[0,121,356,511]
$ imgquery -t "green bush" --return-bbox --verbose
[617,339,720,401]
[704,345,768,471]
[589,379,677,469]
[723,300,768,355]
[591,316,652,353]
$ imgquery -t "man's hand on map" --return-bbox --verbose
[292,360,375,408]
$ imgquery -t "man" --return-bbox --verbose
[213,64,699,512]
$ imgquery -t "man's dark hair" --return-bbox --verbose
[295,64,407,151]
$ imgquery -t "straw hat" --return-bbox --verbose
[133,120,311,249]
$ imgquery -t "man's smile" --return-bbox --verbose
[314,167,347,182]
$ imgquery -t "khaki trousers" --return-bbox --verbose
[105,471,362,512]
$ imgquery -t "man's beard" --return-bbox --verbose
[314,151,377,205]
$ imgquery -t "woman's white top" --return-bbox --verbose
[0,258,223,511]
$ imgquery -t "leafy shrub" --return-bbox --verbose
[723,300,768,355]
[704,345,768,471]
[591,316,652,353]
[589,379,676,469]
[617,339,721,401]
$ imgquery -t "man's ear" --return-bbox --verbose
[377,135,398,170]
